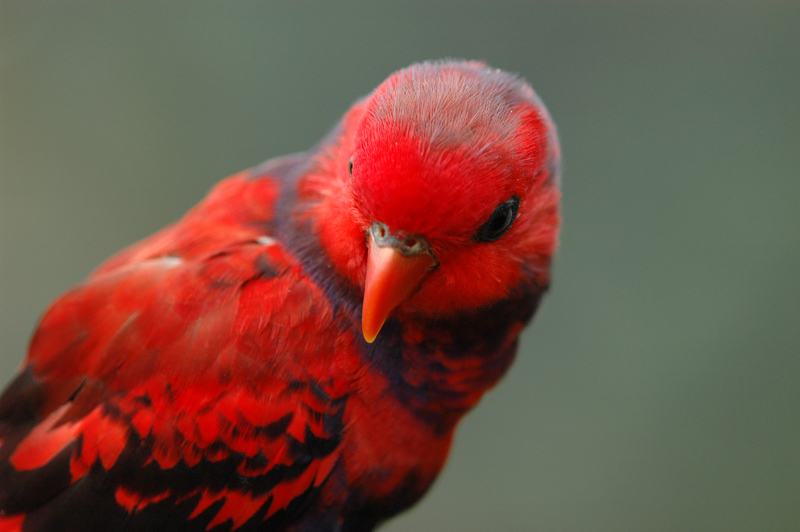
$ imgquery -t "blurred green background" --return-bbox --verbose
[1,2,798,531]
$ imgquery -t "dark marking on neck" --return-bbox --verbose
[362,288,542,433]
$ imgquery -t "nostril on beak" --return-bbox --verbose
[370,222,433,261]
[371,222,391,245]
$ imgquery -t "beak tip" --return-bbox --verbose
[361,317,382,344]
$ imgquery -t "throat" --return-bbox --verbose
[363,291,541,432]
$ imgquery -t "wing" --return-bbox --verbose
[0,165,350,532]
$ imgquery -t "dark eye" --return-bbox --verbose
[348,157,354,176]
[475,197,520,242]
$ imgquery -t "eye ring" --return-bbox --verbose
[475,197,520,242]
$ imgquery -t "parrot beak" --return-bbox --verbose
[362,223,436,343]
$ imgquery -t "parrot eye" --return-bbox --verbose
[348,157,354,176]
[475,197,520,242]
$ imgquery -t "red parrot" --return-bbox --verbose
[0,60,560,531]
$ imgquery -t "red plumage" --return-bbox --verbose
[0,61,560,531]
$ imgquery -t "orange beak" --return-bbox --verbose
[361,229,436,343]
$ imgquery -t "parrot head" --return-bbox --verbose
[309,61,561,343]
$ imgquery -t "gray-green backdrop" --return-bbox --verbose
[1,2,798,531]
